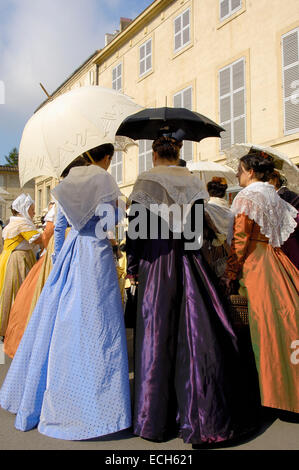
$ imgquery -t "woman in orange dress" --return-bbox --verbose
[222,153,299,414]
[4,211,55,358]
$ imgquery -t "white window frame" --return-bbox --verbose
[220,0,242,22]
[282,28,299,135]
[111,151,123,184]
[174,8,191,54]
[173,86,193,161]
[139,39,152,77]
[138,140,153,174]
[219,58,246,151]
[112,63,122,91]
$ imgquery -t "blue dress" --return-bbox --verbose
[0,214,131,440]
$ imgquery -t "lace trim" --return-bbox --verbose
[136,172,208,205]
[229,184,297,247]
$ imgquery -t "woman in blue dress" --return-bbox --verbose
[0,145,131,440]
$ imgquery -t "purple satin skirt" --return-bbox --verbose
[133,238,259,444]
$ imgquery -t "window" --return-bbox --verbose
[46,186,51,206]
[112,63,122,91]
[219,58,246,151]
[0,175,5,188]
[282,28,299,135]
[220,0,242,21]
[173,86,193,161]
[89,70,95,85]
[139,39,152,77]
[139,140,153,173]
[111,151,123,184]
[174,8,190,53]
[38,189,42,215]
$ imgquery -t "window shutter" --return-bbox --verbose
[174,8,190,53]
[231,0,241,11]
[232,59,245,144]
[282,29,299,134]
[219,58,246,150]
[173,87,193,161]
[220,0,241,21]
[139,140,153,174]
[220,0,229,20]
[173,93,182,108]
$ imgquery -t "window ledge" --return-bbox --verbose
[172,41,194,60]
[138,69,154,83]
[217,7,246,30]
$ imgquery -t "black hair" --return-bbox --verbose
[178,158,187,167]
[84,143,114,163]
[60,155,89,178]
[152,136,183,162]
[240,153,275,182]
[207,179,228,198]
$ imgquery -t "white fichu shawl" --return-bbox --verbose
[227,181,298,247]
[52,165,123,231]
[204,197,234,246]
[3,194,37,240]
[129,165,209,231]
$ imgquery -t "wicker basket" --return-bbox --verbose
[229,294,249,327]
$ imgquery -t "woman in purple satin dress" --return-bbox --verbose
[126,136,259,446]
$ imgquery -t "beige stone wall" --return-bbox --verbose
[96,0,299,196]
[0,169,35,224]
[35,0,299,205]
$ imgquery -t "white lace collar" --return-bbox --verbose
[130,165,209,207]
[229,181,298,247]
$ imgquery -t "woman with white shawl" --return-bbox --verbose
[201,177,234,278]
[222,152,299,414]
[0,194,41,337]
[0,144,131,440]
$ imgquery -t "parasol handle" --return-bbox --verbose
[39,83,50,98]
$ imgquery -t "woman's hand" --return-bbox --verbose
[126,274,138,286]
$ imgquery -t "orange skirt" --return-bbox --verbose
[4,235,54,358]
[242,240,299,413]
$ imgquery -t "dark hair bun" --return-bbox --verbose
[207,178,228,197]
[152,136,182,161]
[240,153,275,182]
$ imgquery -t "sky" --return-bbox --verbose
[0,0,153,164]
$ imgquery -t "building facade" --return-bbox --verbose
[35,0,299,213]
[0,166,35,224]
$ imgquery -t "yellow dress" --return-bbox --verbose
[0,229,39,336]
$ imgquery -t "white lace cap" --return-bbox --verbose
[52,165,122,231]
[12,193,34,221]
[228,181,298,247]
